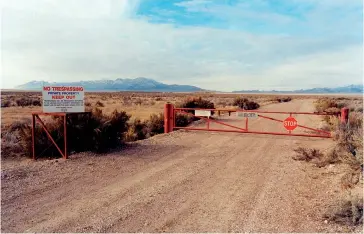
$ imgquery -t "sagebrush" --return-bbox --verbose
[233,97,260,110]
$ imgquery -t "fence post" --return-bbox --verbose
[340,107,349,125]
[164,103,173,133]
[64,114,68,159]
[32,114,36,160]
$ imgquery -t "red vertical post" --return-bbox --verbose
[64,114,67,159]
[340,107,349,124]
[32,114,36,160]
[169,104,174,132]
[164,103,173,133]
[172,108,175,129]
[245,118,248,131]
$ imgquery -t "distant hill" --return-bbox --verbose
[16,79,363,94]
[233,84,363,94]
[16,77,204,92]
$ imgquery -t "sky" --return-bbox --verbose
[1,0,363,91]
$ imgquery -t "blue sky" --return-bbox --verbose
[1,0,363,91]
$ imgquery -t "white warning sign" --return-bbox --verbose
[42,86,85,113]
[195,110,211,117]
[236,112,258,118]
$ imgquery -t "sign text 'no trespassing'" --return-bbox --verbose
[42,86,85,113]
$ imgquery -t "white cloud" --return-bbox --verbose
[1,0,362,91]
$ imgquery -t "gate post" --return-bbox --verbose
[340,107,349,125]
[32,114,36,160]
[164,103,174,133]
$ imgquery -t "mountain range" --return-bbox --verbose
[16,77,203,92]
[15,78,363,93]
[233,84,363,94]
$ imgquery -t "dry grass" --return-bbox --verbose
[293,147,324,162]
[295,96,363,229]
[0,91,296,127]
[315,97,363,114]
[324,197,363,227]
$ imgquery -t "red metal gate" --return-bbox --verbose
[164,104,349,138]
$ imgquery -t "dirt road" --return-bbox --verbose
[1,99,346,232]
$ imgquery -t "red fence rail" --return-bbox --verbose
[164,104,349,138]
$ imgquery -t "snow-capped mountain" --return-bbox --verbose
[233,84,363,94]
[16,77,204,92]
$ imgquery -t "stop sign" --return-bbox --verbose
[283,117,297,131]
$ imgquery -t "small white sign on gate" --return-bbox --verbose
[42,86,85,113]
[236,112,258,118]
[195,110,211,117]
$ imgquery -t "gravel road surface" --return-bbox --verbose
[1,99,348,232]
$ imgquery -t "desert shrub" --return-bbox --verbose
[233,97,260,110]
[15,97,42,107]
[216,99,232,107]
[142,112,195,137]
[1,100,12,108]
[94,109,130,152]
[275,97,292,103]
[1,121,31,158]
[85,101,92,107]
[292,147,324,162]
[177,97,215,120]
[69,109,129,153]
[125,119,148,141]
[336,102,347,109]
[175,113,194,127]
[315,98,339,113]
[340,166,363,191]
[324,197,363,227]
[349,107,356,112]
[293,144,361,168]
[324,107,341,115]
[1,133,23,157]
[32,99,41,106]
[334,119,362,155]
[1,119,62,158]
[134,98,143,105]
[95,100,105,107]
[314,146,347,168]
[2,108,130,158]
[15,98,29,107]
[305,111,363,168]
[146,113,164,136]
[348,112,363,130]
[179,97,214,111]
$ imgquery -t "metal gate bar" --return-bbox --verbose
[177,109,247,132]
[173,127,332,138]
[257,114,331,136]
[165,105,346,138]
[174,107,334,116]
